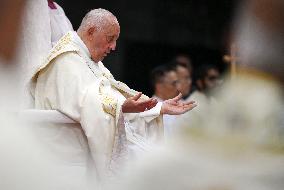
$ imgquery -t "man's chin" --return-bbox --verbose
[92,56,103,63]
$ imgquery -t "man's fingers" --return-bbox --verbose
[131,92,142,101]
[136,98,153,106]
[146,99,158,110]
[182,103,197,112]
[183,100,196,106]
[172,93,183,101]
[137,98,158,111]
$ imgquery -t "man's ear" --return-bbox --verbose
[87,27,96,36]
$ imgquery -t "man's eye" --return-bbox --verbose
[107,36,114,42]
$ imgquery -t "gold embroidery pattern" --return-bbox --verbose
[101,94,117,117]
[32,32,77,81]
[99,85,117,117]
[46,32,73,64]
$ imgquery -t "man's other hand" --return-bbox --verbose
[122,92,158,113]
[161,93,197,115]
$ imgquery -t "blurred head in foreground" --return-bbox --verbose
[235,0,284,83]
[0,0,26,63]
[0,0,26,108]
[0,1,58,190]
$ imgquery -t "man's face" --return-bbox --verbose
[176,66,192,96]
[88,23,120,62]
[204,68,220,92]
[160,71,179,99]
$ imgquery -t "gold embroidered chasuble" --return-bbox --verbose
[31,31,164,183]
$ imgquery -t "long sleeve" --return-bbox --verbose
[98,62,164,143]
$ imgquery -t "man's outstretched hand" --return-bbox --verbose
[122,92,158,113]
[161,93,197,115]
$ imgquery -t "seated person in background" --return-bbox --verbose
[191,64,220,103]
[174,54,193,74]
[177,64,220,128]
[172,60,193,100]
[151,64,180,102]
[150,64,182,137]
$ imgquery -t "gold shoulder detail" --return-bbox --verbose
[32,32,79,80]
[46,32,73,63]
[101,93,117,117]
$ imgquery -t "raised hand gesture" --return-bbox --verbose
[122,92,158,113]
[161,93,197,115]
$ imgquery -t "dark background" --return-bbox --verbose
[57,0,238,96]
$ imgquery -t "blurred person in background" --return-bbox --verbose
[151,64,182,137]
[47,0,74,46]
[0,0,27,109]
[18,0,73,108]
[110,0,284,190]
[193,64,221,99]
[172,60,193,100]
[176,64,220,128]
[174,54,193,75]
[151,64,180,101]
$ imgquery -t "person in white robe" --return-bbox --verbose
[0,1,85,190]
[150,65,180,138]
[18,0,73,108]
[48,0,74,46]
[31,8,196,187]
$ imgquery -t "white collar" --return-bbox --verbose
[71,31,92,59]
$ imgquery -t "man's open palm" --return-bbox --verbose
[122,92,158,113]
[161,93,197,115]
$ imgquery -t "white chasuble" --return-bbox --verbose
[31,31,163,186]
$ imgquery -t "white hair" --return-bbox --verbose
[77,8,119,34]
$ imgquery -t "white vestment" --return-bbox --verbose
[49,2,73,46]
[31,31,163,186]
[152,95,178,138]
[18,0,73,108]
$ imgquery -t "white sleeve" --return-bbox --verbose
[138,102,162,122]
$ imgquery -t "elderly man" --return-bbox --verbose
[31,8,196,187]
